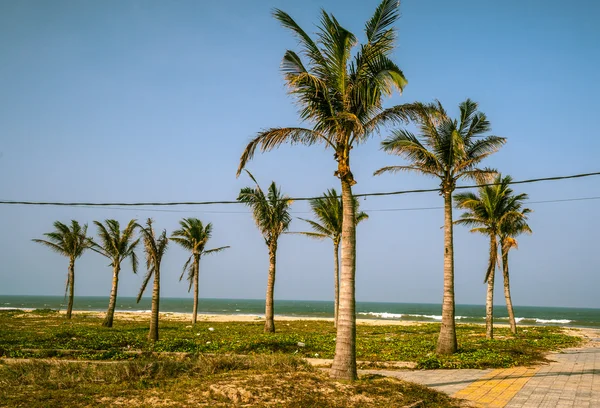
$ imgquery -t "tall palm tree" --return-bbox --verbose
[136,219,168,342]
[237,0,415,380]
[374,99,505,354]
[171,218,230,324]
[237,171,292,333]
[293,189,368,327]
[91,219,139,328]
[32,220,92,319]
[499,206,532,335]
[454,175,528,339]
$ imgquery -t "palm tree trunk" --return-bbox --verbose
[501,245,517,335]
[66,257,75,319]
[333,240,340,328]
[330,177,357,380]
[264,241,277,333]
[192,255,199,325]
[149,266,160,342]
[486,236,497,339]
[436,191,457,354]
[103,264,120,327]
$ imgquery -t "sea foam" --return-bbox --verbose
[358,312,445,320]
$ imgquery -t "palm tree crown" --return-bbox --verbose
[92,219,139,273]
[297,189,368,244]
[237,0,413,181]
[171,218,230,291]
[33,220,92,260]
[500,211,533,250]
[237,171,293,246]
[455,175,529,282]
[375,99,506,191]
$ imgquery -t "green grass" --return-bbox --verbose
[0,310,581,369]
[0,355,462,407]
[0,311,583,407]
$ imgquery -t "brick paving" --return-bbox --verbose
[359,367,494,396]
[358,332,600,407]
[504,346,600,408]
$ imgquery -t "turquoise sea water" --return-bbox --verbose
[1,295,599,328]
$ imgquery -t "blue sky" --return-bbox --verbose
[1,0,598,308]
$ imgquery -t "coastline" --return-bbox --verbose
[51,309,423,326]
[3,296,598,328]
[19,309,598,341]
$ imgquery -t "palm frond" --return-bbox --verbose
[237,128,329,176]
[203,246,231,255]
[272,8,327,73]
[462,137,507,166]
[287,231,329,240]
[484,236,498,284]
[373,165,440,178]
[136,268,154,303]
[129,246,139,275]
[180,254,193,283]
[365,0,400,45]
[32,239,67,256]
[317,10,356,97]
[356,211,369,224]
[379,128,443,176]
[363,103,421,134]
[298,217,334,238]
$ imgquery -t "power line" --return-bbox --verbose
[7,195,599,215]
[361,195,600,213]
[0,171,598,208]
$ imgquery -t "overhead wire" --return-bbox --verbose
[0,171,598,210]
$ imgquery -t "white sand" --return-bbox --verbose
[60,310,600,341]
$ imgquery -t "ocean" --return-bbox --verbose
[1,295,599,328]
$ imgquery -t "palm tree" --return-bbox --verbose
[171,218,230,324]
[499,206,532,335]
[454,174,528,339]
[374,99,505,354]
[237,171,292,333]
[292,189,368,327]
[91,219,139,328]
[32,220,92,319]
[136,219,168,342]
[237,0,415,380]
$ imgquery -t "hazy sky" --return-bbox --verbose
[1,0,598,308]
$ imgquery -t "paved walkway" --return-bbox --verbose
[359,334,600,407]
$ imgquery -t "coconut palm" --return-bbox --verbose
[32,220,92,319]
[136,219,168,342]
[171,218,230,324]
[237,171,292,333]
[499,206,532,335]
[293,189,368,327]
[91,219,139,328]
[237,0,416,380]
[454,174,529,339]
[374,99,505,354]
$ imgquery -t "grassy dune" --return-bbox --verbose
[0,310,583,407]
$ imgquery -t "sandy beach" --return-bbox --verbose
[61,309,419,325]
[53,310,600,342]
